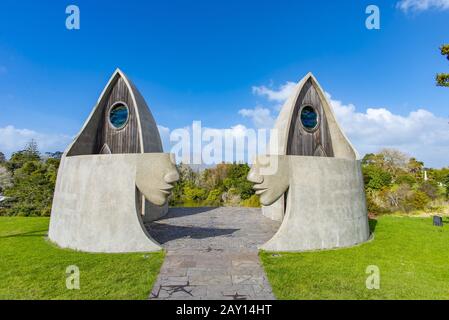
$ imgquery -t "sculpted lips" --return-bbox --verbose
[159,184,175,195]
[253,184,267,195]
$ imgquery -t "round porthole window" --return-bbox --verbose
[109,103,129,129]
[300,106,319,131]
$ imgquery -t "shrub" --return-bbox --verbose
[444,174,449,199]
[241,195,261,208]
[418,181,439,200]
[223,188,241,206]
[366,191,385,214]
[395,174,416,186]
[183,184,208,202]
[363,165,392,190]
[204,188,222,206]
[407,191,431,212]
[3,158,59,217]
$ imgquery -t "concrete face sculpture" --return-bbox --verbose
[49,69,178,253]
[248,73,370,252]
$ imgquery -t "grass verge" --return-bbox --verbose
[260,216,449,300]
[0,217,164,300]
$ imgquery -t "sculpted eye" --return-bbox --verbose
[109,103,129,129]
[300,105,318,131]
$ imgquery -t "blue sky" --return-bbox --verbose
[0,0,448,167]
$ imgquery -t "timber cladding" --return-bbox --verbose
[95,76,141,154]
[287,78,334,157]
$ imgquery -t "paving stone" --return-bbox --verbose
[159,268,188,277]
[232,275,266,285]
[147,207,280,301]
[189,274,233,286]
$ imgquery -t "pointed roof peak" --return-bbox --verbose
[296,72,317,87]
[112,67,127,79]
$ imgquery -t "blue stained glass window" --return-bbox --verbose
[109,103,129,129]
[300,106,318,130]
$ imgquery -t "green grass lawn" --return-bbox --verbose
[260,216,449,300]
[0,217,164,300]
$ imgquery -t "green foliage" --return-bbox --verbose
[223,164,254,200]
[0,165,12,194]
[365,190,385,214]
[170,163,255,207]
[205,188,223,206]
[418,181,439,200]
[241,194,261,208]
[406,191,430,212]
[0,141,61,217]
[5,141,41,172]
[183,184,208,202]
[3,158,60,216]
[436,73,449,87]
[395,174,416,186]
[363,165,392,190]
[442,44,449,58]
[444,174,449,199]
[436,44,449,87]
[362,149,449,215]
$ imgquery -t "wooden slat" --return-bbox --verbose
[287,79,334,157]
[94,77,141,154]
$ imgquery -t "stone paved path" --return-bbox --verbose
[145,207,280,300]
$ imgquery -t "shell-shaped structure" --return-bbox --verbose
[272,72,357,159]
[252,73,370,252]
[49,70,176,253]
[263,73,358,221]
[67,69,162,156]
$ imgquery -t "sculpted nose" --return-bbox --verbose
[164,170,179,184]
[247,168,264,184]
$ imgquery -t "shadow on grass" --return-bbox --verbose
[369,218,378,233]
[0,229,48,239]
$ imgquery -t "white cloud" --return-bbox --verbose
[238,107,275,129]
[252,82,296,102]
[0,125,73,158]
[327,93,449,168]
[239,81,297,129]
[397,0,449,12]
[239,80,449,168]
[157,125,171,152]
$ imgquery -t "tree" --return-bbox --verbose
[419,181,439,200]
[6,140,41,172]
[0,165,12,194]
[444,174,449,200]
[0,152,6,163]
[25,139,39,157]
[223,164,254,200]
[363,165,392,190]
[2,157,59,216]
[436,44,449,87]
[407,191,430,212]
[378,149,409,174]
[407,157,424,176]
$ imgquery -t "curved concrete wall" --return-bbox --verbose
[263,72,359,222]
[49,153,177,253]
[249,155,370,252]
